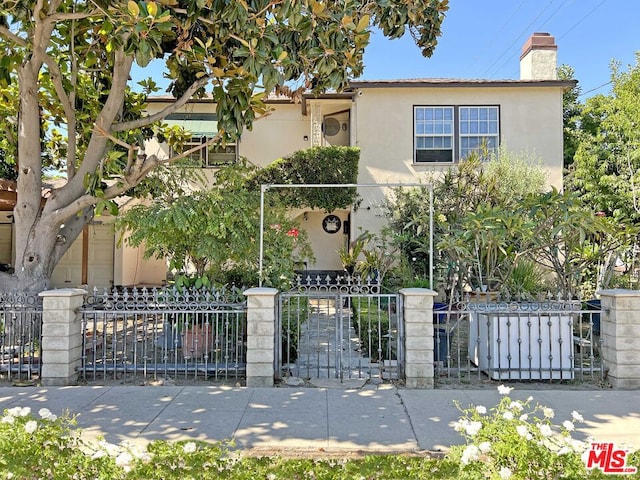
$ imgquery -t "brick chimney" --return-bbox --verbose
[520,32,558,80]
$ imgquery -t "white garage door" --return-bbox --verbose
[51,224,114,289]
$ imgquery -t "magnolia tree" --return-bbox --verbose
[0,0,448,293]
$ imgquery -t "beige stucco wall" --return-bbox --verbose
[240,103,311,166]
[113,237,167,287]
[349,85,565,236]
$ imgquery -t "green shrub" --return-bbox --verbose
[351,297,394,362]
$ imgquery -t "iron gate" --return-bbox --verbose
[277,275,403,383]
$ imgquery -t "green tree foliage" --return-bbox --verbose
[566,54,640,223]
[251,146,360,211]
[385,150,548,289]
[117,162,313,288]
[558,64,582,168]
[0,0,449,292]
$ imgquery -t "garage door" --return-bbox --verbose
[50,224,114,289]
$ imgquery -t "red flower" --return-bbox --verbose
[286,228,299,238]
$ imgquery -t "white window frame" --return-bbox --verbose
[171,136,237,168]
[458,106,499,160]
[414,106,454,163]
[413,105,500,163]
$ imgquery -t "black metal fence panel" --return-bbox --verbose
[80,286,247,382]
[0,292,42,382]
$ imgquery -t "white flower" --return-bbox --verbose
[571,410,584,422]
[502,411,514,420]
[516,425,532,440]
[475,405,487,414]
[91,450,107,460]
[6,406,30,418]
[464,420,483,436]
[98,440,121,457]
[537,423,553,437]
[498,385,513,395]
[519,414,529,422]
[24,420,37,434]
[115,452,133,468]
[568,438,588,453]
[557,446,572,455]
[543,407,555,419]
[183,442,197,454]
[499,467,513,479]
[38,408,57,421]
[479,441,491,453]
[509,401,523,412]
[461,445,480,465]
[1,415,15,424]
[562,420,575,431]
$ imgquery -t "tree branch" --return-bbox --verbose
[0,26,27,47]
[110,74,215,133]
[51,48,134,211]
[42,53,75,131]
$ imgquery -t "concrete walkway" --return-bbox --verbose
[0,384,638,454]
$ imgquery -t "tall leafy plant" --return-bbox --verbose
[118,162,313,289]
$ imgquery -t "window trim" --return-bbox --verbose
[170,136,238,168]
[413,104,500,164]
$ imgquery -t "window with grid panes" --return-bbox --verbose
[414,105,499,163]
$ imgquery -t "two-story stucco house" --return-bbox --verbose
[32,32,574,288]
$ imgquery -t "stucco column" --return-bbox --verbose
[244,287,278,387]
[38,288,87,386]
[400,288,437,389]
[599,289,640,389]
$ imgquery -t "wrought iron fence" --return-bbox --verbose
[80,286,247,382]
[0,292,42,381]
[278,274,402,382]
[433,296,604,386]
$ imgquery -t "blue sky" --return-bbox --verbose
[133,0,639,100]
[362,0,640,98]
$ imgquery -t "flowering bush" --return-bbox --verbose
[0,406,123,479]
[448,385,593,479]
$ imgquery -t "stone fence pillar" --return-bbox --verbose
[599,289,640,389]
[38,288,86,386]
[400,288,437,389]
[244,287,278,387]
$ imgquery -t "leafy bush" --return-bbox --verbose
[351,297,394,362]
[1,396,637,479]
[118,161,313,289]
[251,146,360,212]
[448,385,607,479]
[0,407,123,479]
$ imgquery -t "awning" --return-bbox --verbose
[163,119,218,136]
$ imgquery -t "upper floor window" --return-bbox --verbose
[172,137,237,167]
[459,106,499,160]
[165,112,237,168]
[414,106,499,163]
[414,107,454,163]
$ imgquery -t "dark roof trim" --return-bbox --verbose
[348,78,577,89]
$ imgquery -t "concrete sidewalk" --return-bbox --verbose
[0,384,638,454]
